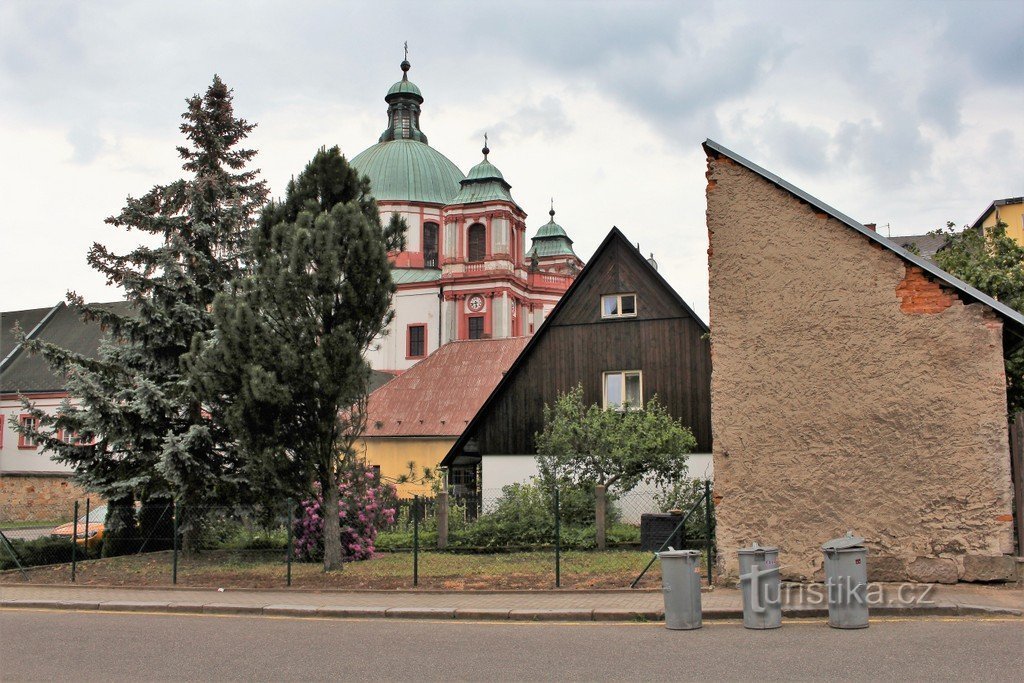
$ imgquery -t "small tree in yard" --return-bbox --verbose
[931,220,1024,415]
[189,146,405,571]
[535,385,696,547]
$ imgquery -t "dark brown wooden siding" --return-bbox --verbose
[468,236,712,455]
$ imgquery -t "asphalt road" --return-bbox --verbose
[2,609,1022,681]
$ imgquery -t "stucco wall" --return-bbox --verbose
[706,155,1016,582]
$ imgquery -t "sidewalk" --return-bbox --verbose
[1,583,1020,622]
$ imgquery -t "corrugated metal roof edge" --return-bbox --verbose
[703,139,1024,340]
[440,226,709,468]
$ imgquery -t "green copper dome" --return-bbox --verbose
[450,143,516,206]
[351,57,465,204]
[351,139,465,205]
[527,207,578,259]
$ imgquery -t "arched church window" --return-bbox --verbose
[423,222,439,268]
[468,223,486,262]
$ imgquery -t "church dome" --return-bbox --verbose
[351,139,465,205]
[350,57,465,205]
[527,205,578,259]
[449,141,516,206]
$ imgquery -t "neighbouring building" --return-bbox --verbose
[704,139,1024,584]
[889,232,950,261]
[441,227,713,509]
[971,196,1024,246]
[360,337,528,497]
[350,58,584,373]
[0,302,130,522]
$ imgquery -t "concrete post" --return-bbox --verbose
[595,484,607,550]
[437,489,449,550]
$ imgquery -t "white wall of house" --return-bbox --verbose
[0,396,74,474]
[480,453,714,523]
[366,287,441,372]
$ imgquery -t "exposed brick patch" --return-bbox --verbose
[0,475,94,522]
[896,265,956,314]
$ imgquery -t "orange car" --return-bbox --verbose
[51,505,107,547]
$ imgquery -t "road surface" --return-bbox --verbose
[2,609,1021,680]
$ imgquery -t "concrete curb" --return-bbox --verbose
[2,598,1020,621]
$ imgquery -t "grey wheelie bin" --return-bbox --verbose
[738,542,782,629]
[822,532,869,629]
[659,548,703,630]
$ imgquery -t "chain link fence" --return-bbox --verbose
[0,480,715,589]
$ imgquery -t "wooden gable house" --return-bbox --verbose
[441,227,712,496]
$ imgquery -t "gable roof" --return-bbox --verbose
[971,197,1023,230]
[1,300,135,394]
[440,227,708,467]
[889,233,951,261]
[1,304,60,367]
[364,337,529,438]
[703,139,1024,342]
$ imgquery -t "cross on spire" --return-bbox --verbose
[482,132,490,158]
[404,41,408,61]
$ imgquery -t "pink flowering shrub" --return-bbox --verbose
[293,460,397,562]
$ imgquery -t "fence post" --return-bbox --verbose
[71,500,79,583]
[704,480,713,584]
[595,484,606,551]
[286,502,293,587]
[172,501,178,585]
[413,495,420,587]
[84,498,90,555]
[555,486,561,588]
[437,489,449,550]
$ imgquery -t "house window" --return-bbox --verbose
[468,316,485,340]
[407,324,426,358]
[18,415,39,449]
[603,371,643,411]
[601,293,637,319]
[467,223,486,262]
[423,222,439,268]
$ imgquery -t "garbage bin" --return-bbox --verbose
[738,542,782,630]
[659,548,703,630]
[821,532,869,629]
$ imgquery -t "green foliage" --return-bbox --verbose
[933,220,1024,414]
[652,478,714,538]
[535,385,696,494]
[102,495,139,558]
[10,76,269,542]
[0,536,100,571]
[189,146,405,570]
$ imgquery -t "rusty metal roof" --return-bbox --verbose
[364,337,529,438]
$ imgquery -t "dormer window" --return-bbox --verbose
[601,293,636,319]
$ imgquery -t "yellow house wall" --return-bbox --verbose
[982,203,1024,245]
[358,437,455,497]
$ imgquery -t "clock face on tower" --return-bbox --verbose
[468,295,484,312]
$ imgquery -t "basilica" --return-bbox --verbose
[351,58,583,372]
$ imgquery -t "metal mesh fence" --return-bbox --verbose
[0,480,715,590]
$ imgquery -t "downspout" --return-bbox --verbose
[438,283,444,350]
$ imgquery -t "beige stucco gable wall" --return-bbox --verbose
[706,155,1015,583]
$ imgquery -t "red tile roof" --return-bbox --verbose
[365,337,529,438]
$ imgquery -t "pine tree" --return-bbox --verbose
[14,76,268,549]
[189,146,404,571]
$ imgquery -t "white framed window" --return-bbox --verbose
[601,293,637,319]
[603,370,643,411]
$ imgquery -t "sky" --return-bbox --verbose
[1,0,1022,320]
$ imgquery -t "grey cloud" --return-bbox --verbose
[66,126,105,164]
[483,96,572,146]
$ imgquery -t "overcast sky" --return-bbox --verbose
[2,0,1022,320]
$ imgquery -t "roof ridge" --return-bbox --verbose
[703,138,1024,335]
[0,301,64,371]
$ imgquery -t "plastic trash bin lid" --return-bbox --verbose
[658,548,702,558]
[738,541,778,554]
[821,531,865,551]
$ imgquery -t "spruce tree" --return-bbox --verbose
[14,76,268,549]
[189,146,404,571]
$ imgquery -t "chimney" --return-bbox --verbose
[864,222,877,232]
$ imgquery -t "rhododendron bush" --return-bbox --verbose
[293,460,397,562]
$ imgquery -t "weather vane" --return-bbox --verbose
[404,41,408,61]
